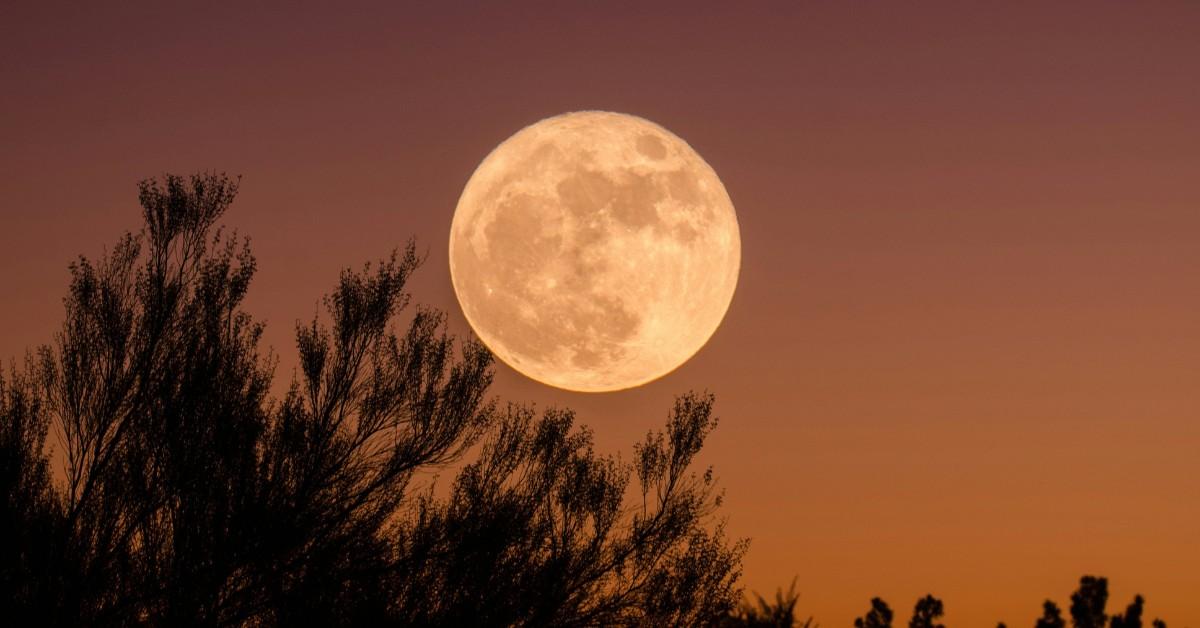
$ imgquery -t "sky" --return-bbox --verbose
[2,2,1198,625]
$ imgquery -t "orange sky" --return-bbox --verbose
[2,3,1198,625]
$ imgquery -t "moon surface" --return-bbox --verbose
[449,111,740,392]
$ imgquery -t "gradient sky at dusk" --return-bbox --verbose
[3,3,1198,625]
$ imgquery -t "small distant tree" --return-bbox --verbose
[1037,600,1067,628]
[1110,595,1144,628]
[909,594,945,628]
[1070,576,1109,628]
[855,597,894,628]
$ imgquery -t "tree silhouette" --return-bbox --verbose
[716,575,1177,628]
[909,595,945,628]
[0,173,745,626]
[3,173,1187,628]
[721,577,817,628]
[1036,577,1171,628]
[1070,576,1109,628]
[389,394,746,626]
[0,365,62,617]
[855,597,894,628]
[1110,595,1144,628]
[1037,601,1067,628]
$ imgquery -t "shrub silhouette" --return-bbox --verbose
[1054,576,1168,628]
[855,597,894,628]
[0,173,745,626]
[847,595,943,628]
[1037,601,1067,628]
[721,577,817,628]
[1110,595,1144,628]
[1070,576,1109,628]
[909,595,945,628]
[738,575,1175,628]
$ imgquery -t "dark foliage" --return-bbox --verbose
[389,396,746,627]
[0,366,62,617]
[1051,577,1167,628]
[1027,576,1170,628]
[721,578,817,628]
[1038,601,1067,628]
[909,595,945,628]
[1110,595,1144,628]
[855,597,894,628]
[740,573,1176,628]
[1070,576,1109,628]
[0,173,745,626]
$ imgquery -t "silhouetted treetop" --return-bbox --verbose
[0,172,745,627]
[855,597,894,628]
[1037,601,1067,628]
[1070,576,1109,628]
[909,595,945,628]
[720,577,817,628]
[1110,594,1145,628]
[1034,576,1168,628]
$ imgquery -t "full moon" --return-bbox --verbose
[449,111,740,392]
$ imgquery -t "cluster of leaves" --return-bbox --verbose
[0,173,745,626]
